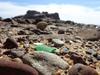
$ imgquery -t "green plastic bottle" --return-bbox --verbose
[35,45,57,53]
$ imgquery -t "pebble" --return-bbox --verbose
[61,48,69,54]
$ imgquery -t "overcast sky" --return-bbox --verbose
[0,0,100,25]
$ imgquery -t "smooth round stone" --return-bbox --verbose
[68,64,98,75]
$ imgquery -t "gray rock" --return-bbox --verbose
[10,49,26,57]
[10,50,69,75]
[33,51,69,69]
[24,10,60,20]
[52,39,64,47]
[86,49,97,55]
[24,10,43,19]
[46,12,60,20]
[97,55,100,60]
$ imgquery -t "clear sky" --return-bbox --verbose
[0,0,100,25]
[0,0,100,6]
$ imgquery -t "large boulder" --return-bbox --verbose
[24,10,45,19]
[24,10,60,20]
[43,12,60,20]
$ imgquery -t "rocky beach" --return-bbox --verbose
[0,10,100,75]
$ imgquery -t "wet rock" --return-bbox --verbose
[36,21,48,30]
[68,64,98,75]
[3,38,18,49]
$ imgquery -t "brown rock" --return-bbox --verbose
[36,21,48,30]
[58,29,65,34]
[0,59,39,75]
[69,52,87,65]
[3,38,18,49]
[68,64,98,75]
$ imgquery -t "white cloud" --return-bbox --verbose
[0,2,100,25]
